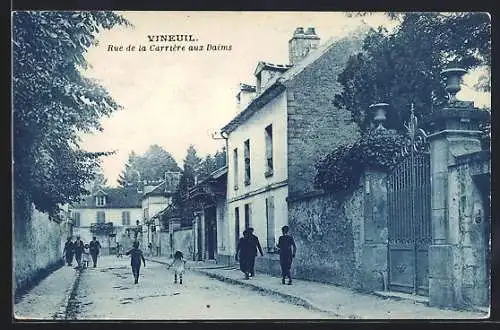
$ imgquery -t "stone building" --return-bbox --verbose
[70,187,143,254]
[217,26,367,272]
[143,172,181,256]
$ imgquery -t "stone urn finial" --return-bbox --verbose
[441,68,467,104]
[369,103,389,130]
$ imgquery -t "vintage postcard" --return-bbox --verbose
[12,11,491,320]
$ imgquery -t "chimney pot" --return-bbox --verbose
[294,27,305,35]
[305,27,316,35]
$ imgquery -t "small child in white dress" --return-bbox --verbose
[83,244,91,268]
[168,251,186,284]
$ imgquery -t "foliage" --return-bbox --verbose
[195,147,227,182]
[13,11,130,215]
[86,167,108,193]
[172,145,227,227]
[315,129,406,192]
[336,12,491,133]
[117,145,181,187]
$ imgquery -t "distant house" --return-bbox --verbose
[218,26,366,270]
[178,150,228,262]
[70,187,143,255]
[141,172,181,255]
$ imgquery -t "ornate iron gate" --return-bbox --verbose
[387,105,431,296]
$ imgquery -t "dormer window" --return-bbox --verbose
[96,196,106,207]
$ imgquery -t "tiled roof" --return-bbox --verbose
[144,181,166,197]
[221,26,369,134]
[72,187,142,209]
[254,61,292,76]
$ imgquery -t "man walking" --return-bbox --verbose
[89,236,102,268]
[277,225,296,285]
[235,229,253,280]
[73,236,85,269]
[63,237,74,266]
[248,227,264,277]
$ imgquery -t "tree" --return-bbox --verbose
[13,11,130,215]
[117,151,140,187]
[140,144,181,181]
[336,12,491,133]
[86,167,108,193]
[179,145,202,192]
[117,145,180,187]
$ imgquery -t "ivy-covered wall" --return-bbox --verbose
[288,184,364,287]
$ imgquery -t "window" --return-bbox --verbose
[72,212,81,227]
[244,203,251,229]
[96,195,106,206]
[96,211,105,223]
[244,139,251,185]
[265,124,273,177]
[122,211,131,226]
[235,207,240,249]
[233,148,239,190]
[265,197,276,252]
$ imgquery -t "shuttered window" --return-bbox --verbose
[96,211,105,223]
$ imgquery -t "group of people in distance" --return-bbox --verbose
[63,236,102,269]
[236,225,296,285]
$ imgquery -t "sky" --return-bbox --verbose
[80,12,490,187]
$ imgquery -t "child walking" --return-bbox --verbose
[126,241,146,284]
[168,251,186,284]
[82,243,91,268]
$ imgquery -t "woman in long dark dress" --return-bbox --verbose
[235,229,253,280]
[277,225,297,285]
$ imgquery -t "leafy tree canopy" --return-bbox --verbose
[117,145,181,187]
[13,11,130,215]
[336,12,491,133]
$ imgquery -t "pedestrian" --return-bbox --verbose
[277,225,297,285]
[116,242,122,258]
[248,227,264,277]
[82,243,91,268]
[167,250,186,284]
[235,229,253,280]
[63,237,74,266]
[89,236,102,268]
[148,242,152,257]
[73,236,85,270]
[126,241,146,284]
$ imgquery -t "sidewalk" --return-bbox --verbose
[148,256,489,319]
[14,264,80,320]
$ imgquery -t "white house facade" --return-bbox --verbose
[70,188,143,255]
[223,88,289,259]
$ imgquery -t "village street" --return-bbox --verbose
[68,256,332,320]
[14,255,488,320]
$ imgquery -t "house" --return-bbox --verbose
[70,187,143,255]
[177,151,228,262]
[218,26,366,274]
[140,172,181,255]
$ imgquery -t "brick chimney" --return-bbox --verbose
[288,27,320,65]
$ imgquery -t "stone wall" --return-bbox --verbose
[287,183,364,287]
[13,197,65,296]
[172,227,194,261]
[285,33,363,198]
[444,159,489,307]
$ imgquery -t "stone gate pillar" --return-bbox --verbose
[427,68,490,308]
